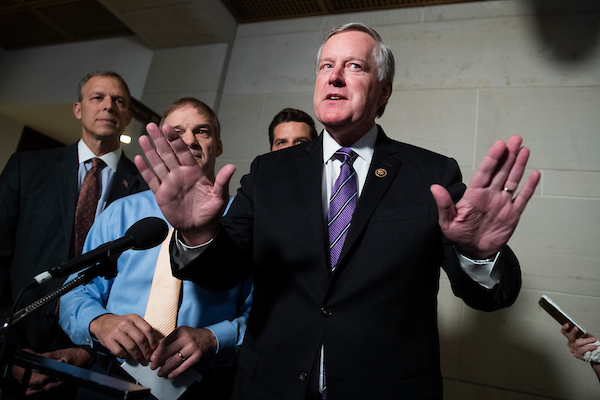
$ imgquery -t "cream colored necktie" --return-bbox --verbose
[144,228,181,337]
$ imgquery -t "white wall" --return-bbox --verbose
[0,36,154,158]
[216,1,600,399]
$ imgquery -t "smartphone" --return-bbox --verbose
[539,295,587,338]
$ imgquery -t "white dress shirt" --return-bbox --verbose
[77,140,122,219]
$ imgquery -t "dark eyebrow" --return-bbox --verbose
[171,124,213,131]
[90,91,126,101]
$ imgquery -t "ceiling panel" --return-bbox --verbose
[0,0,487,50]
[0,0,133,50]
[221,0,486,23]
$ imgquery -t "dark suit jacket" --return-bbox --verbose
[176,127,521,400]
[0,142,148,353]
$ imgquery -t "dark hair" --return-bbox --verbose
[161,97,221,141]
[268,108,318,146]
[77,71,131,105]
[317,23,395,117]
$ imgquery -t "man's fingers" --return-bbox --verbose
[154,344,198,379]
[513,170,540,212]
[134,153,160,192]
[502,146,529,192]
[468,139,508,188]
[469,136,524,190]
[165,356,195,379]
[104,334,139,361]
[122,317,159,362]
[144,123,179,179]
[214,164,236,199]
[165,126,201,168]
[150,331,180,369]
[488,135,523,190]
[430,184,456,229]
[94,314,156,363]
[147,123,198,170]
[132,317,159,354]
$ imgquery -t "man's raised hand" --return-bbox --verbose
[431,135,541,259]
[135,123,235,245]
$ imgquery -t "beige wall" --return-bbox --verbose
[0,1,598,398]
[215,2,600,399]
[0,36,154,160]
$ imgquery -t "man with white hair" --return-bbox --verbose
[136,24,540,399]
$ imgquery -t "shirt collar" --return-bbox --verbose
[77,139,122,172]
[323,124,378,164]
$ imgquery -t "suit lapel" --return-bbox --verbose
[55,144,79,250]
[296,136,328,266]
[334,127,402,274]
[107,153,145,205]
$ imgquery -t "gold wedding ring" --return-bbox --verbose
[178,352,186,361]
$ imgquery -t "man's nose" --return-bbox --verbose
[329,65,344,86]
[181,131,198,147]
[102,97,114,111]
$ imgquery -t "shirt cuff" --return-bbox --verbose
[454,248,500,289]
[74,307,109,347]
[205,320,237,355]
[172,230,216,270]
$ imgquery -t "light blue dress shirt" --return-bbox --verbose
[59,190,253,367]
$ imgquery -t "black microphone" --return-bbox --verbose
[29,217,168,287]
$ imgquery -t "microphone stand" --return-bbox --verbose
[0,254,119,397]
[9,258,117,328]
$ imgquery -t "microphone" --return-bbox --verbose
[29,217,168,287]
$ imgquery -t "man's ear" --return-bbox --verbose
[216,139,223,157]
[125,109,132,126]
[379,82,392,106]
[73,102,82,120]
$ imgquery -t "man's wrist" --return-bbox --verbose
[179,224,219,247]
[454,245,499,261]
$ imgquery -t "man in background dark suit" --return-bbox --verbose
[0,70,148,397]
[135,24,541,399]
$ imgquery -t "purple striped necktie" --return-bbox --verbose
[328,147,358,272]
[324,148,358,399]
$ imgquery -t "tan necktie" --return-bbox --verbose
[144,228,181,337]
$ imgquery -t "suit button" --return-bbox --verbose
[321,307,332,317]
[299,371,308,383]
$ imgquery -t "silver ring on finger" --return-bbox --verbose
[178,352,186,361]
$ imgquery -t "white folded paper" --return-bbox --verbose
[121,359,203,400]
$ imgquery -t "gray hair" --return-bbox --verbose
[77,70,131,106]
[316,23,395,117]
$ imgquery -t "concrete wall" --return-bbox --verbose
[0,36,154,158]
[216,2,600,399]
[0,1,599,398]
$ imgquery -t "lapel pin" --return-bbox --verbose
[375,168,387,178]
[122,179,129,188]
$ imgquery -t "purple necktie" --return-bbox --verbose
[324,148,358,399]
[328,147,358,271]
